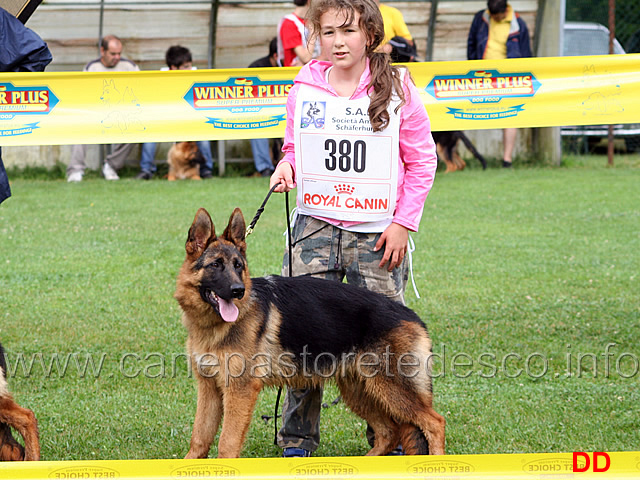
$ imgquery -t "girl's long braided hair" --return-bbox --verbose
[306,0,409,132]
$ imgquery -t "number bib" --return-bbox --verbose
[294,82,400,225]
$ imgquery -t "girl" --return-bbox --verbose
[270,0,437,457]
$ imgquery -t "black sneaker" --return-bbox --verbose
[260,168,275,177]
[282,447,311,457]
[135,171,153,180]
[200,169,214,179]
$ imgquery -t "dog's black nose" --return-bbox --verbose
[230,284,245,299]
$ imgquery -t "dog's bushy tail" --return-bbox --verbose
[456,131,487,170]
[399,424,429,455]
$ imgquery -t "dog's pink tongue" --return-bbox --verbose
[219,298,239,323]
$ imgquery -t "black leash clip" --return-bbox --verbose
[246,183,279,237]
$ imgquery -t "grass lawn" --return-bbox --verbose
[0,155,638,460]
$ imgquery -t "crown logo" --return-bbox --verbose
[334,184,355,195]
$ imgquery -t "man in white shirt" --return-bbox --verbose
[67,35,139,182]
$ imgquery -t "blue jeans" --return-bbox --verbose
[140,141,214,174]
[250,138,274,173]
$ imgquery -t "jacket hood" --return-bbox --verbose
[295,59,373,98]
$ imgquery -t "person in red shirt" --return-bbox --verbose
[277,0,314,66]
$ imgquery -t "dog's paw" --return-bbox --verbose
[0,438,26,461]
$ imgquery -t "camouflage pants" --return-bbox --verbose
[277,214,408,452]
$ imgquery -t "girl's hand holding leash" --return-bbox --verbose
[375,222,409,272]
[270,163,295,193]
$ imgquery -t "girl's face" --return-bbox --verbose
[319,9,369,73]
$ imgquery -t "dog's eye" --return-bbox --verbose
[234,260,243,271]
[208,260,221,269]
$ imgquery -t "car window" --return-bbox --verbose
[564,26,626,55]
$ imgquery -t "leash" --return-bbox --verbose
[245,182,293,278]
[276,188,293,444]
[245,183,279,237]
[245,182,292,445]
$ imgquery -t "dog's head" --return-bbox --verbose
[173,142,200,166]
[179,208,249,323]
[100,79,120,105]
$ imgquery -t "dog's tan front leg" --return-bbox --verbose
[186,376,222,459]
[15,407,39,461]
[217,381,261,458]
[0,397,40,461]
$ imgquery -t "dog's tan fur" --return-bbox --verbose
[0,362,40,461]
[436,142,466,173]
[432,131,487,172]
[167,142,202,181]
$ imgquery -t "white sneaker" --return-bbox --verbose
[67,171,84,182]
[102,163,119,180]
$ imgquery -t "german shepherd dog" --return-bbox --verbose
[167,142,204,181]
[175,207,446,458]
[432,131,487,172]
[0,343,40,461]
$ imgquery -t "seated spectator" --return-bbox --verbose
[67,35,138,182]
[136,45,214,179]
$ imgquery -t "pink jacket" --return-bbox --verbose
[280,59,437,232]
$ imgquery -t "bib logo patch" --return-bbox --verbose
[301,101,326,129]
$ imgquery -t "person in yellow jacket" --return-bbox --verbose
[374,0,415,55]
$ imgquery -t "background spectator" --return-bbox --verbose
[248,37,280,177]
[67,35,139,182]
[137,45,214,179]
[277,0,314,67]
[467,0,532,167]
[374,0,415,55]
[388,36,418,62]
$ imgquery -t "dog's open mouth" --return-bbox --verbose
[204,290,239,323]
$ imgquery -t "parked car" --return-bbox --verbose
[561,22,640,152]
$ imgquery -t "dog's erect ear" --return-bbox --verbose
[186,208,216,258]
[222,208,246,254]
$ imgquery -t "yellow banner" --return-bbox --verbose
[1,54,639,147]
[0,451,638,479]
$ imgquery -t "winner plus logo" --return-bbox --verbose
[186,77,291,130]
[427,69,539,103]
[185,77,292,112]
[0,83,59,138]
[425,69,540,121]
[0,83,58,119]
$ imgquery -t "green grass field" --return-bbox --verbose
[0,155,638,460]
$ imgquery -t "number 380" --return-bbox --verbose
[325,139,366,173]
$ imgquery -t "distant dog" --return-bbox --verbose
[432,131,487,172]
[0,343,39,461]
[175,207,446,458]
[386,40,486,173]
[168,142,204,181]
